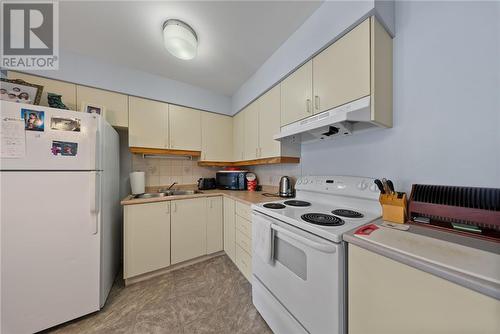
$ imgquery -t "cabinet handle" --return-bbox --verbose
[256,148,259,157]
[166,203,170,214]
[209,199,213,209]
[314,95,320,111]
[173,202,177,212]
[306,99,312,113]
[259,147,262,157]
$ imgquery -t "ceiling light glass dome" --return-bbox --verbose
[162,19,198,60]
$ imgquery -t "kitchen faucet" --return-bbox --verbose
[167,182,177,190]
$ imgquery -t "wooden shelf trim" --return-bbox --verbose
[197,156,300,167]
[129,147,201,157]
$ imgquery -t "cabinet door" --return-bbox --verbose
[171,198,207,264]
[223,197,236,263]
[7,71,77,110]
[232,111,245,161]
[258,85,281,158]
[348,244,500,334]
[206,197,223,254]
[313,19,370,113]
[169,105,202,151]
[243,102,259,160]
[76,85,128,128]
[201,112,233,161]
[128,96,168,149]
[124,202,171,278]
[280,60,312,126]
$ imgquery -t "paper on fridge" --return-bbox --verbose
[1,118,26,159]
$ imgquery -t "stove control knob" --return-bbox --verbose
[303,178,309,184]
[357,181,368,190]
[296,179,302,185]
[369,183,378,192]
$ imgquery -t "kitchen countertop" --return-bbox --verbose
[120,186,280,206]
[343,220,500,300]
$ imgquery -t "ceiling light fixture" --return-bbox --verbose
[162,19,198,60]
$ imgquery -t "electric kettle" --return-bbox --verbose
[279,176,294,197]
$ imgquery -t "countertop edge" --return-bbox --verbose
[121,191,266,206]
[343,233,500,301]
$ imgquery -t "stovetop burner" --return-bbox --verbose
[284,200,311,207]
[301,213,345,226]
[332,209,364,218]
[263,203,286,209]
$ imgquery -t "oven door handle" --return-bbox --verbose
[271,224,337,253]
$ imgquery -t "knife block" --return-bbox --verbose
[379,193,407,224]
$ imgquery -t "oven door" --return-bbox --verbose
[252,211,345,334]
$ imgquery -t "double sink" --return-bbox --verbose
[133,190,204,199]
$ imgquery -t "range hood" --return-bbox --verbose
[274,96,377,144]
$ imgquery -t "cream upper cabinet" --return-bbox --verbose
[171,198,207,265]
[123,201,171,279]
[348,244,500,334]
[128,96,168,149]
[206,196,223,254]
[258,85,281,158]
[201,112,233,161]
[76,85,129,128]
[232,111,245,161]
[280,60,313,126]
[243,102,259,160]
[7,71,77,110]
[169,105,202,151]
[223,197,236,263]
[313,19,370,113]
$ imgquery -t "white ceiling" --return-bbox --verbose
[59,1,322,96]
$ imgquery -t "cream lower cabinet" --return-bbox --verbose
[76,85,128,128]
[171,198,207,264]
[223,199,252,282]
[348,244,500,334]
[206,196,223,254]
[223,197,236,262]
[169,105,202,151]
[201,112,233,161]
[7,71,77,110]
[123,201,171,279]
[128,96,168,149]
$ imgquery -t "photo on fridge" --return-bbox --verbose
[50,117,81,132]
[51,141,78,156]
[21,109,45,131]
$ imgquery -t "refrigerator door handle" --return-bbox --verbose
[90,172,100,235]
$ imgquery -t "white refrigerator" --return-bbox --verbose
[0,101,120,334]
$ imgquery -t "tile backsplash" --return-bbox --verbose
[131,155,218,187]
[248,163,303,186]
[131,154,303,188]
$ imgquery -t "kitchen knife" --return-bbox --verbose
[386,180,395,194]
[374,179,385,194]
[381,178,391,194]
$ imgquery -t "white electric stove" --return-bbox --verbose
[251,175,382,334]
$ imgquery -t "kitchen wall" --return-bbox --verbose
[252,1,500,191]
[23,49,232,115]
[130,155,218,188]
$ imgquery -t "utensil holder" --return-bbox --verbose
[379,193,407,224]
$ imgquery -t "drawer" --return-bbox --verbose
[235,215,252,238]
[236,228,252,254]
[235,245,252,282]
[235,201,251,221]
